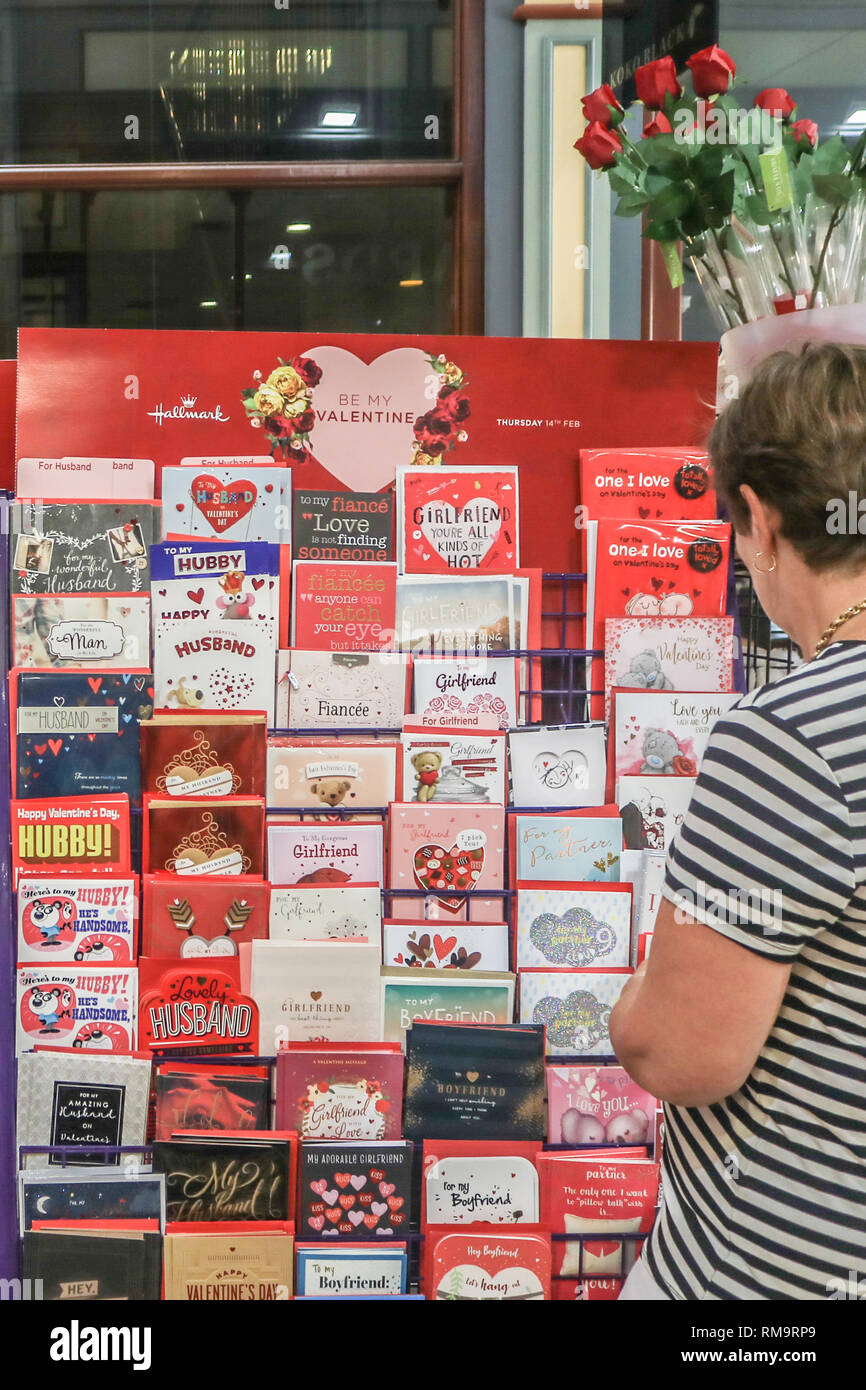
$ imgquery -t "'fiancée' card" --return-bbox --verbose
[276,649,410,730]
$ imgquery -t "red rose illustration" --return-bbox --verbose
[292,354,323,387]
[673,755,697,776]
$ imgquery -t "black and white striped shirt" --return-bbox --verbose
[648,641,866,1301]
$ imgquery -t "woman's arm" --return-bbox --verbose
[609,897,792,1107]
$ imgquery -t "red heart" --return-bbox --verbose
[638,506,650,519]
[334,1172,352,1189]
[413,843,485,916]
[693,588,702,598]
[363,1214,379,1229]
[325,1207,341,1223]
[190,473,257,533]
[175,503,184,512]
[650,576,663,591]
[387,1195,404,1211]
[338,1222,352,1234]
[87,734,96,743]
[391,1212,406,1225]
[369,1168,385,1183]
[359,1192,373,1206]
[621,588,631,597]
[310,1179,328,1196]
[252,577,264,590]
[48,739,63,757]
[187,588,204,605]
[338,1194,355,1210]
[433,933,458,962]
[307,1215,325,1231]
[87,677,102,694]
[34,744,47,756]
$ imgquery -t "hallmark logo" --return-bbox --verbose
[148,394,230,427]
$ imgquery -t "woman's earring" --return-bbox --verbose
[753,551,777,575]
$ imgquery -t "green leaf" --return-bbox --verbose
[614,195,647,218]
[812,172,857,205]
[719,223,746,260]
[609,169,639,197]
[693,145,726,181]
[644,219,682,243]
[745,192,773,225]
[648,185,694,221]
[642,134,690,174]
[812,135,850,176]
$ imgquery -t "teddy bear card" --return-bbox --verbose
[401,725,507,806]
[143,796,266,878]
[388,803,505,922]
[276,649,411,730]
[507,725,606,809]
[140,712,267,798]
[604,615,736,724]
[608,688,740,797]
[545,1064,656,1148]
[266,738,399,811]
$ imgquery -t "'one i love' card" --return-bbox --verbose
[397,465,519,574]
[299,1141,414,1237]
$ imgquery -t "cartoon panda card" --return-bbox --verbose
[608,689,740,800]
[401,725,506,807]
[17,876,137,964]
[16,964,138,1055]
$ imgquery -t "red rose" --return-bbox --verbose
[375,1099,391,1113]
[415,434,448,457]
[686,45,736,98]
[265,412,296,438]
[294,408,315,434]
[673,754,697,776]
[791,118,818,148]
[643,113,673,139]
[581,84,623,127]
[291,354,322,387]
[317,1081,330,1092]
[634,57,682,111]
[439,387,471,422]
[755,88,796,121]
[414,409,454,439]
[574,120,623,170]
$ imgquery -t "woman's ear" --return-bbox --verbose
[739,484,778,552]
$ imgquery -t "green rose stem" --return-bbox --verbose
[809,126,866,309]
[687,181,750,324]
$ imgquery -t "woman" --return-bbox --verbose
[611,342,866,1300]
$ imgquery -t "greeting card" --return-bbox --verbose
[151,541,279,721]
[17,875,137,964]
[19,1171,165,1229]
[397,465,519,574]
[143,797,265,877]
[293,488,394,563]
[515,883,632,970]
[518,969,631,1057]
[267,822,384,888]
[401,726,506,806]
[609,688,739,796]
[380,969,516,1046]
[511,814,622,884]
[388,803,505,922]
[425,1227,551,1300]
[423,1145,541,1225]
[267,739,399,811]
[403,1021,544,1140]
[163,1225,294,1301]
[11,500,158,594]
[396,575,514,654]
[242,940,382,1052]
[161,465,291,543]
[299,1141,414,1238]
[153,1133,296,1223]
[507,725,606,810]
[617,775,696,853]
[12,595,151,669]
[142,875,270,956]
[411,654,518,730]
[292,561,397,651]
[578,448,716,528]
[276,1045,404,1140]
[16,963,138,1055]
[295,1246,407,1296]
[276,649,410,730]
[154,1064,270,1140]
[382,922,509,973]
[140,712,267,798]
[11,796,131,886]
[538,1152,659,1276]
[23,1230,162,1301]
[268,885,381,943]
[13,670,155,802]
[546,1065,656,1147]
[17,1052,152,1168]
[137,959,259,1055]
[603,616,735,724]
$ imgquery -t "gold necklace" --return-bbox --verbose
[813,598,866,660]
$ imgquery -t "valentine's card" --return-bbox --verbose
[13,669,154,802]
[291,560,397,652]
[382,922,509,972]
[12,595,151,669]
[267,822,384,887]
[507,725,607,809]
[401,725,506,806]
[12,796,131,886]
[16,963,138,1055]
[404,1021,544,1139]
[276,1047,404,1140]
[424,1150,540,1225]
[395,574,514,654]
[10,500,158,594]
[276,649,410,730]
[163,1224,294,1300]
[546,1065,656,1147]
[142,875,270,957]
[299,1141,414,1238]
[388,803,505,922]
[268,885,381,943]
[267,739,399,811]
[511,814,622,883]
[17,1052,152,1168]
[137,959,259,1055]
[17,875,137,965]
[426,1227,551,1300]
[603,616,735,724]
[578,448,716,528]
[161,464,291,543]
[293,488,394,563]
[153,1133,296,1223]
[411,654,518,730]
[140,712,267,797]
[515,883,632,970]
[154,1064,270,1140]
[143,796,265,877]
[610,688,740,789]
[617,775,696,853]
[518,968,632,1056]
[397,465,519,575]
[242,940,382,1051]
[295,1246,407,1295]
[380,970,516,1047]
[538,1151,659,1239]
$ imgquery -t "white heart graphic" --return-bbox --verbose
[420,496,501,567]
[532,750,589,791]
[302,345,429,491]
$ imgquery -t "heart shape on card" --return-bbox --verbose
[348,1210,365,1228]
[334,1172,352,1189]
[349,1174,366,1191]
[413,843,485,915]
[419,492,503,568]
[433,933,457,962]
[299,345,429,490]
[191,474,257,533]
